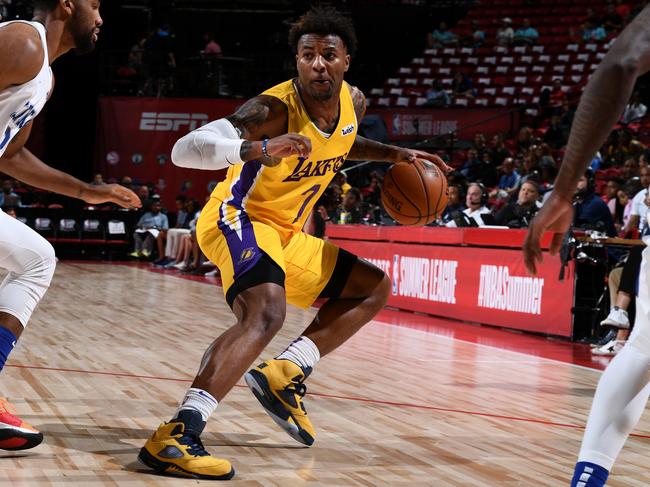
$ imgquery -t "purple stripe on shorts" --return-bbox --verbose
[217,160,263,279]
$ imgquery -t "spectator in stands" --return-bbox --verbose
[202,32,222,56]
[440,183,465,224]
[459,148,481,179]
[317,184,343,222]
[543,114,568,149]
[466,19,485,47]
[361,175,381,207]
[513,18,539,46]
[130,200,169,259]
[622,157,640,180]
[603,3,624,32]
[0,180,21,207]
[549,79,567,109]
[334,172,351,195]
[495,157,520,194]
[582,20,607,42]
[494,180,540,228]
[613,184,634,232]
[606,130,638,165]
[621,91,647,124]
[334,187,363,224]
[137,185,150,206]
[604,177,622,205]
[623,165,650,234]
[120,175,133,189]
[428,21,458,48]
[472,133,487,157]
[91,173,104,185]
[451,71,475,99]
[496,17,514,46]
[490,134,511,166]
[451,182,492,227]
[473,151,498,187]
[424,80,450,107]
[154,195,190,266]
[516,126,534,152]
[559,99,575,132]
[574,170,617,236]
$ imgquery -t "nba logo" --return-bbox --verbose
[392,254,399,295]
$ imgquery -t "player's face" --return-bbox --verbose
[69,0,103,54]
[296,34,350,102]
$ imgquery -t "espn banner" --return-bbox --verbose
[330,239,574,337]
[96,97,242,207]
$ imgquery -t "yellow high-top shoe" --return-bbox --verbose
[139,420,234,480]
[245,359,315,446]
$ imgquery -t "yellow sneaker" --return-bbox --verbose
[138,421,234,480]
[244,359,314,446]
[0,398,43,450]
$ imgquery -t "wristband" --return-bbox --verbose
[262,138,270,158]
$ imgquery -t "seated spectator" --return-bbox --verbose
[335,187,363,224]
[474,151,498,187]
[494,181,540,227]
[496,17,514,46]
[490,134,511,166]
[317,184,343,222]
[154,195,190,266]
[460,19,485,47]
[458,148,481,179]
[428,21,458,48]
[574,170,617,236]
[559,99,575,131]
[0,180,21,207]
[582,21,607,42]
[549,79,567,109]
[446,182,491,227]
[604,177,622,205]
[334,172,351,196]
[91,173,104,185]
[513,18,539,46]
[611,181,633,233]
[621,91,647,124]
[516,126,534,152]
[424,80,450,107]
[439,183,465,224]
[361,175,381,207]
[130,200,169,259]
[543,114,568,149]
[165,201,202,271]
[621,157,639,180]
[451,71,475,99]
[472,133,487,157]
[495,157,521,194]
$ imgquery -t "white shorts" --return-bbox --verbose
[0,209,56,327]
[628,245,650,354]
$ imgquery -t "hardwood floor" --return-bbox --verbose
[0,262,648,486]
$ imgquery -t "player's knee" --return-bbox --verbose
[240,294,286,336]
[26,239,57,287]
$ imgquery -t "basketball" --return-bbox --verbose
[380,158,449,225]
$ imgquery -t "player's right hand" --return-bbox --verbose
[522,192,574,276]
[262,133,312,166]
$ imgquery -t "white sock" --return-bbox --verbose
[175,388,218,422]
[276,336,320,369]
[578,344,650,470]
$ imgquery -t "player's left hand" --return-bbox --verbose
[397,149,451,173]
[84,184,142,209]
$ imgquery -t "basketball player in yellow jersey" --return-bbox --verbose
[139,6,448,480]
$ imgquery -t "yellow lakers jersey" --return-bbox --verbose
[210,79,358,242]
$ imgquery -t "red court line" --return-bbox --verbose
[8,362,650,439]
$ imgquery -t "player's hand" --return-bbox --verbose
[522,192,574,275]
[262,133,312,166]
[84,184,142,209]
[397,149,451,173]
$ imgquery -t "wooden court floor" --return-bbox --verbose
[0,262,649,486]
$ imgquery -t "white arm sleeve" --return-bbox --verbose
[171,118,244,170]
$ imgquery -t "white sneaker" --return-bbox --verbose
[204,269,219,277]
[600,307,630,329]
[173,262,188,271]
[592,340,626,356]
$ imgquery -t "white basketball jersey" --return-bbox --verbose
[0,20,52,158]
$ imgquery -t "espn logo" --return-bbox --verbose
[139,112,209,132]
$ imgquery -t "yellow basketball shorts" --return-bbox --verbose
[196,198,342,309]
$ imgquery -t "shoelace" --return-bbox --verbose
[179,433,209,457]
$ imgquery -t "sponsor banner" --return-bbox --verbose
[368,107,518,141]
[96,96,242,207]
[330,239,574,337]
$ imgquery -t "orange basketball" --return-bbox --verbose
[380,158,449,226]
